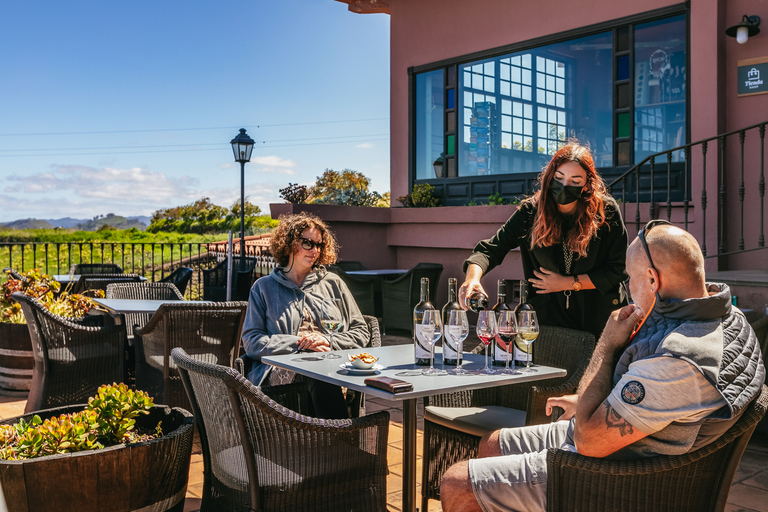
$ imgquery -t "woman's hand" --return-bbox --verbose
[530,267,571,294]
[459,264,486,309]
[297,332,331,352]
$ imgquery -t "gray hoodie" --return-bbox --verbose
[241,266,368,384]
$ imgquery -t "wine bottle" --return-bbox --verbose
[491,280,512,366]
[513,280,533,367]
[465,290,489,312]
[413,277,434,366]
[441,278,462,366]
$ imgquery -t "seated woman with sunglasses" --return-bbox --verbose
[241,212,369,419]
[460,141,628,341]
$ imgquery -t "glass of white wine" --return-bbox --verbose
[446,309,469,375]
[320,298,343,360]
[517,310,539,373]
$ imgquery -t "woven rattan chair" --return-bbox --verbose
[69,263,123,274]
[159,267,194,296]
[172,346,390,512]
[105,282,184,337]
[12,292,127,413]
[381,262,443,333]
[133,301,247,409]
[327,265,376,317]
[421,325,595,510]
[203,257,258,301]
[72,273,143,295]
[3,268,24,281]
[546,385,768,512]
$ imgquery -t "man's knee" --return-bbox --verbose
[441,462,482,512]
[478,430,502,458]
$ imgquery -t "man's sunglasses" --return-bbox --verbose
[299,237,325,251]
[624,219,672,297]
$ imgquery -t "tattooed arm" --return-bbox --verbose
[573,305,649,457]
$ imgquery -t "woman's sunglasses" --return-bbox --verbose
[299,237,324,251]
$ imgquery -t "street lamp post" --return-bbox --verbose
[230,128,255,260]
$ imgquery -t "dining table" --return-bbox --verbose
[54,274,148,285]
[92,298,208,315]
[262,344,567,512]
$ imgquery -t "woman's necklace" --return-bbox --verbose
[563,235,574,309]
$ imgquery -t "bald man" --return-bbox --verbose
[441,221,765,512]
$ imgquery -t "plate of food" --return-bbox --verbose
[339,362,384,375]
[341,352,382,374]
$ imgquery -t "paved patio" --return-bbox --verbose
[0,331,765,511]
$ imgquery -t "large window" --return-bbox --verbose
[412,10,688,203]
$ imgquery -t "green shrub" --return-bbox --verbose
[398,183,441,207]
[0,383,158,460]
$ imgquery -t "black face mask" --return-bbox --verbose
[549,179,583,205]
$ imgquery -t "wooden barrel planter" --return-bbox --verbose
[0,323,33,392]
[0,404,195,512]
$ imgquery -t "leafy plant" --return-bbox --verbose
[398,183,441,208]
[0,383,158,460]
[309,169,384,207]
[279,183,310,204]
[488,193,506,205]
[1,269,99,324]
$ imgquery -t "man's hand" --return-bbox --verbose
[297,332,331,352]
[600,304,645,352]
[546,394,578,421]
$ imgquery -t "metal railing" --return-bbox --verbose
[1,242,275,299]
[607,120,766,259]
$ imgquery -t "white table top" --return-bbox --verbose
[346,269,408,276]
[262,345,566,401]
[54,274,148,284]
[93,298,209,314]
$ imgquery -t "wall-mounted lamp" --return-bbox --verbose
[725,15,761,44]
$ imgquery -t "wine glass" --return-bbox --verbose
[320,298,343,360]
[475,310,498,374]
[517,310,539,373]
[446,309,469,375]
[496,310,520,375]
[421,309,445,375]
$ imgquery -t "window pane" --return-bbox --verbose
[617,55,629,81]
[448,89,455,109]
[634,14,686,164]
[415,69,445,179]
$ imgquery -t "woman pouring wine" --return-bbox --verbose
[459,141,628,341]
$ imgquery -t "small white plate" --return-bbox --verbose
[339,363,384,375]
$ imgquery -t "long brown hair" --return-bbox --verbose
[270,212,338,268]
[522,142,608,257]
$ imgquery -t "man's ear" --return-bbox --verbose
[648,267,660,294]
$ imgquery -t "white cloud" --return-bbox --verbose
[355,143,374,149]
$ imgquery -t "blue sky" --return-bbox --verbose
[0,1,390,223]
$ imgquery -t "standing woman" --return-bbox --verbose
[241,212,369,419]
[459,142,627,341]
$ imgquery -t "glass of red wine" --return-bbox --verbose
[496,310,520,375]
[475,310,498,374]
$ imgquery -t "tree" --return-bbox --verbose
[147,197,275,234]
[309,169,382,207]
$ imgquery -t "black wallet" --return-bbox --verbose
[364,376,413,394]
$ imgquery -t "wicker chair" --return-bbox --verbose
[203,257,258,301]
[159,267,194,296]
[172,347,390,512]
[105,282,184,338]
[69,263,123,274]
[133,301,247,409]
[3,267,24,281]
[546,385,768,512]
[72,273,143,295]
[327,265,376,317]
[12,292,127,413]
[381,262,443,333]
[420,325,596,510]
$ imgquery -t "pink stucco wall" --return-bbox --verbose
[385,0,768,272]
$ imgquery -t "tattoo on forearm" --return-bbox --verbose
[604,401,634,436]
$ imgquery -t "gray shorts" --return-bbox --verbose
[468,420,571,512]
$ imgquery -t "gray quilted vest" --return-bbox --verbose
[608,283,765,459]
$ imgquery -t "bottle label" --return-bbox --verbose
[494,341,512,361]
[414,324,432,360]
[514,345,529,364]
[443,325,461,360]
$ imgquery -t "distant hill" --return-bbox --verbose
[0,218,54,229]
[42,217,83,228]
[76,214,147,231]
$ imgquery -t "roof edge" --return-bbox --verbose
[334,0,390,15]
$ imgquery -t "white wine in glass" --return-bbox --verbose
[321,298,343,360]
[517,310,539,373]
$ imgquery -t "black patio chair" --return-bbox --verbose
[69,263,123,275]
[159,267,194,296]
[172,346,389,512]
[335,260,368,271]
[380,262,443,333]
[105,282,184,338]
[327,265,376,317]
[72,273,143,295]
[203,257,258,301]
[12,292,127,413]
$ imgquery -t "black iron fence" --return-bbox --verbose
[1,242,275,299]
[607,120,766,259]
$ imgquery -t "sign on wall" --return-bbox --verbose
[738,57,768,97]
